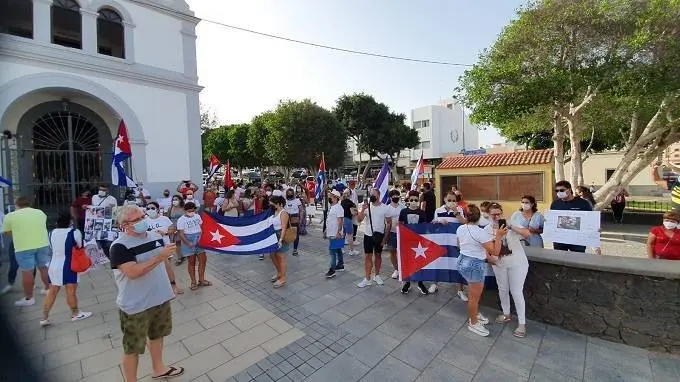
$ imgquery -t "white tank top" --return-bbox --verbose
[271,210,283,230]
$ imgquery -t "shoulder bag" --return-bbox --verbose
[367,203,385,245]
[67,229,92,273]
[282,211,298,243]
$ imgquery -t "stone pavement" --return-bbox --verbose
[2,226,680,381]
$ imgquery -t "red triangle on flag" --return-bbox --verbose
[398,224,447,280]
[198,212,240,249]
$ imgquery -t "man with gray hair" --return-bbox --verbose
[109,205,184,381]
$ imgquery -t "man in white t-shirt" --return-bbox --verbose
[156,190,172,214]
[356,188,391,288]
[134,182,151,203]
[325,190,345,278]
[234,182,245,200]
[91,185,118,209]
[430,190,467,297]
[385,189,405,280]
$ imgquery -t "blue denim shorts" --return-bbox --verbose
[15,246,50,271]
[343,218,353,238]
[457,254,486,283]
[181,233,201,257]
[389,232,398,249]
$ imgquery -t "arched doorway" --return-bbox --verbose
[16,101,112,215]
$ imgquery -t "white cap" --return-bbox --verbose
[272,190,284,197]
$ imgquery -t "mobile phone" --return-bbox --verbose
[498,219,507,228]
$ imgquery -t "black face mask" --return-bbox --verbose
[391,197,400,203]
[163,193,170,197]
[286,194,293,200]
[369,195,377,203]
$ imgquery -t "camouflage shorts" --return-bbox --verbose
[119,301,172,355]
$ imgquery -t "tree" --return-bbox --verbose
[200,105,219,167]
[458,0,680,208]
[334,93,419,180]
[261,100,347,169]
[247,112,273,167]
[203,125,232,167]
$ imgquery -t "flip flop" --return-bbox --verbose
[189,282,199,291]
[513,328,527,338]
[198,280,212,287]
[151,366,185,379]
[273,280,286,288]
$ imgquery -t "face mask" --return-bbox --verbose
[98,191,106,197]
[409,201,419,208]
[266,191,272,196]
[187,195,194,200]
[163,193,169,197]
[446,201,455,209]
[556,191,568,199]
[663,221,677,230]
[286,194,293,200]
[132,220,148,233]
[147,210,158,219]
[482,213,489,219]
[391,197,400,203]
[521,203,532,211]
[369,195,377,203]
[172,200,180,206]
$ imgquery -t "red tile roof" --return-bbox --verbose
[437,149,554,169]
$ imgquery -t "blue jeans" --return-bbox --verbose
[329,248,344,270]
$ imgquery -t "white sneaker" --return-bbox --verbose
[391,270,399,279]
[40,289,49,296]
[0,285,12,295]
[357,278,373,288]
[428,284,438,294]
[15,297,35,307]
[373,275,384,285]
[457,290,469,302]
[477,313,489,325]
[71,311,93,322]
[39,319,51,327]
[468,321,490,337]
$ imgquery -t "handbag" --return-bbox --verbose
[69,229,92,273]
[282,212,298,243]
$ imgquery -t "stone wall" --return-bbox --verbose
[482,259,680,354]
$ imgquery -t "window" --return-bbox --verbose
[419,141,431,149]
[0,0,33,38]
[413,121,422,129]
[446,104,453,109]
[422,120,430,128]
[51,0,82,49]
[605,169,615,181]
[457,172,545,201]
[97,7,125,58]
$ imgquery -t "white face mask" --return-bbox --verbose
[446,201,455,209]
[147,210,158,219]
[98,191,106,197]
[521,203,532,211]
[556,191,568,199]
[266,191,272,196]
[186,195,194,200]
[172,200,180,206]
[663,221,677,230]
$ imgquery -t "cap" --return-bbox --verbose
[330,190,342,199]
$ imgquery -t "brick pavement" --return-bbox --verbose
[2,225,680,381]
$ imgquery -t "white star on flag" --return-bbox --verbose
[210,230,225,244]
[412,242,428,259]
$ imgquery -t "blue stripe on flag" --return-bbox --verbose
[205,210,273,227]
[0,176,12,187]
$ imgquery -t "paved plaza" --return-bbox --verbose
[1,225,680,381]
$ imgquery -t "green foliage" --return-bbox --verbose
[247,112,274,167]
[259,100,347,168]
[203,125,231,166]
[334,93,419,160]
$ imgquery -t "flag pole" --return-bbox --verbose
[322,153,328,237]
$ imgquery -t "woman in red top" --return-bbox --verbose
[647,211,680,260]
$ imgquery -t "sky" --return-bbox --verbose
[186,0,525,147]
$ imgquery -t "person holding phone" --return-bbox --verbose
[109,205,185,381]
[356,188,391,288]
[485,203,531,338]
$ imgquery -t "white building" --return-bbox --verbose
[409,99,480,161]
[0,0,202,214]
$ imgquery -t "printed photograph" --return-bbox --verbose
[557,215,581,230]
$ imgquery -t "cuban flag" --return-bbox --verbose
[207,154,221,182]
[0,176,11,187]
[372,158,390,204]
[111,120,137,188]
[397,223,496,286]
[315,153,325,200]
[198,211,279,255]
[410,151,424,191]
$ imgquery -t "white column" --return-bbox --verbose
[33,0,53,43]
[123,22,135,61]
[80,8,98,53]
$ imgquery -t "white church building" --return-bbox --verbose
[0,0,202,214]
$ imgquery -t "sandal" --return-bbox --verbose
[152,366,185,379]
[513,327,527,338]
[190,282,199,291]
[495,314,512,324]
[273,280,286,288]
[198,280,212,287]
[271,274,279,282]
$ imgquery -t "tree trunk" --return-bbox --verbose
[389,155,399,183]
[566,115,584,188]
[552,113,566,182]
[362,157,373,180]
[356,151,362,179]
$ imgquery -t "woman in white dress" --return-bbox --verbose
[40,213,92,327]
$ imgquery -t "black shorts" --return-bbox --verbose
[363,233,385,254]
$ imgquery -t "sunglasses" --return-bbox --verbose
[408,198,419,202]
[146,207,157,211]
[555,188,568,192]
[445,199,456,202]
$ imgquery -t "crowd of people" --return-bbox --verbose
[0,174,678,381]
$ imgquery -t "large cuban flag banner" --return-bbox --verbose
[198,211,279,255]
[397,222,496,286]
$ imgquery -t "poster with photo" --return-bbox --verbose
[543,210,601,247]
[85,207,116,242]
